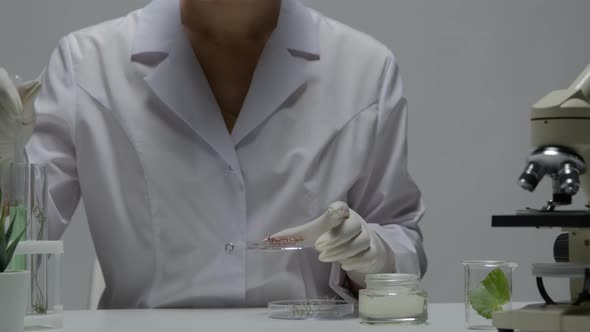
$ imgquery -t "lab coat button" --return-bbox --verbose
[225,243,235,254]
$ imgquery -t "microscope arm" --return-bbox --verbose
[533,64,590,111]
[570,63,590,101]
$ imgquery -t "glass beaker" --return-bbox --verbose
[463,260,517,330]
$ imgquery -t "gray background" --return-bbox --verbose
[1,0,589,309]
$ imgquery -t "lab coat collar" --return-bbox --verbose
[271,0,321,57]
[131,0,319,57]
[131,0,181,57]
[137,0,319,171]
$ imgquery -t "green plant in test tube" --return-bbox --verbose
[2,164,48,314]
[31,202,47,314]
[9,202,48,314]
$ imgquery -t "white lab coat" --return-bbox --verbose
[26,0,426,309]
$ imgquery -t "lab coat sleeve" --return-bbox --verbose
[25,36,81,240]
[329,55,426,301]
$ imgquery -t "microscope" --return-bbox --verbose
[492,64,590,332]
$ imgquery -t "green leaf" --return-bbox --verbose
[482,268,511,303]
[0,205,28,272]
[0,214,6,256]
[5,225,26,271]
[468,268,511,319]
[0,253,7,272]
[0,204,9,271]
[5,211,17,242]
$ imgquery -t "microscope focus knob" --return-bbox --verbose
[553,233,569,263]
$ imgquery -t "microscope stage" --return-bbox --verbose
[492,212,590,228]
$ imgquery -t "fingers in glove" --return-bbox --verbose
[0,69,23,114]
[269,202,349,242]
[326,201,350,220]
[340,248,379,273]
[318,231,370,263]
[315,218,363,251]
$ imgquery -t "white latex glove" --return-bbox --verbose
[0,68,40,163]
[269,202,395,283]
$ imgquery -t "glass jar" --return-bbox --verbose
[463,260,517,330]
[359,273,428,325]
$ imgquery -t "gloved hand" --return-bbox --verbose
[268,202,395,284]
[0,68,41,162]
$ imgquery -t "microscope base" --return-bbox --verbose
[492,303,590,332]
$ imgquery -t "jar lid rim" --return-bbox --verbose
[462,260,518,268]
[365,273,420,282]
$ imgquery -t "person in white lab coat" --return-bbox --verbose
[26,0,426,309]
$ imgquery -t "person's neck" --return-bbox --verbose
[180,0,281,47]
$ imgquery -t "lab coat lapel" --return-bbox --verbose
[145,36,241,171]
[231,0,320,145]
[231,48,307,144]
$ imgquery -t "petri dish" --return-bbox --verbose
[268,299,354,320]
[247,238,314,251]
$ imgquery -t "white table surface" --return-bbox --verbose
[64,303,520,332]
